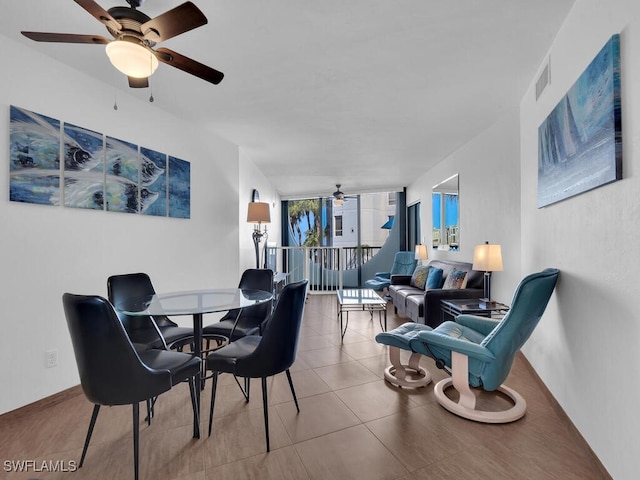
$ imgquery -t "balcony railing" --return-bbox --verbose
[265,246,380,293]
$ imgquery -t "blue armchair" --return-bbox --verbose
[409,268,559,423]
[364,251,417,293]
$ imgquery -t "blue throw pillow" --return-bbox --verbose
[426,267,444,289]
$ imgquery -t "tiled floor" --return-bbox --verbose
[0,294,609,479]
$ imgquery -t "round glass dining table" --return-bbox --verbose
[115,288,273,438]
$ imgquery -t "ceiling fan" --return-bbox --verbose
[21,0,223,88]
[332,184,345,205]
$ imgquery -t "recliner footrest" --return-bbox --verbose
[375,323,433,388]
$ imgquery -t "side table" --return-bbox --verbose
[440,299,509,323]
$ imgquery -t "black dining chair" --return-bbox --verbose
[202,268,274,342]
[62,293,201,480]
[202,268,274,398]
[206,279,308,452]
[107,272,194,351]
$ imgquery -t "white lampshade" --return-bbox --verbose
[247,202,271,224]
[472,243,503,272]
[105,40,158,78]
[415,244,428,261]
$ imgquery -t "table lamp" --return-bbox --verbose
[415,244,428,266]
[247,201,271,268]
[472,241,503,305]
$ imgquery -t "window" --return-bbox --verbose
[432,174,459,251]
[335,215,343,236]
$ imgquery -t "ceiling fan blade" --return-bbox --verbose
[141,2,207,42]
[21,31,110,44]
[74,0,121,32]
[155,47,224,85]
[128,77,149,88]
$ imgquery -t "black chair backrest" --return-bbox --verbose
[236,280,308,377]
[107,272,175,329]
[62,293,173,406]
[221,268,274,322]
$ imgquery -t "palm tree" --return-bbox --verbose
[288,199,321,246]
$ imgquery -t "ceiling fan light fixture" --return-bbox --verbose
[105,39,158,78]
[333,184,345,205]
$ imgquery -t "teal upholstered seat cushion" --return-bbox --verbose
[375,322,433,349]
[426,267,444,289]
[410,266,430,289]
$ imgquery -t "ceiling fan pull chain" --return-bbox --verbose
[148,54,154,103]
[112,68,119,110]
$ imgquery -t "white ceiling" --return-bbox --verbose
[1,0,575,198]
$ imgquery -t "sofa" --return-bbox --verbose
[389,259,484,328]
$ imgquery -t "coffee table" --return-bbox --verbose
[336,288,387,340]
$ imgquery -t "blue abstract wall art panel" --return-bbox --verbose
[8,105,191,219]
[537,34,622,208]
[140,147,167,217]
[105,136,140,213]
[168,156,191,219]
[9,106,61,206]
[63,123,105,210]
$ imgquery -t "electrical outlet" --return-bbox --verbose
[45,349,58,368]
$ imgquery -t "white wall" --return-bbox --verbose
[520,1,640,478]
[0,36,243,414]
[407,108,522,303]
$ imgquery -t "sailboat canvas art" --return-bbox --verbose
[537,34,622,208]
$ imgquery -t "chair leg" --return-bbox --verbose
[145,397,156,425]
[449,350,477,410]
[79,404,100,468]
[146,399,151,425]
[261,377,270,452]
[189,376,200,439]
[285,369,300,413]
[132,402,140,480]
[232,375,250,402]
[208,372,219,437]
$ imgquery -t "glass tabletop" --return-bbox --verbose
[337,288,386,306]
[115,288,273,316]
[441,299,509,312]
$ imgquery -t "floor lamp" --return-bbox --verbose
[247,201,271,269]
[472,241,503,305]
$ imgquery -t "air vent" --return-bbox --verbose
[535,60,550,101]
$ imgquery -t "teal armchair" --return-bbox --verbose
[409,268,559,423]
[364,251,417,292]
